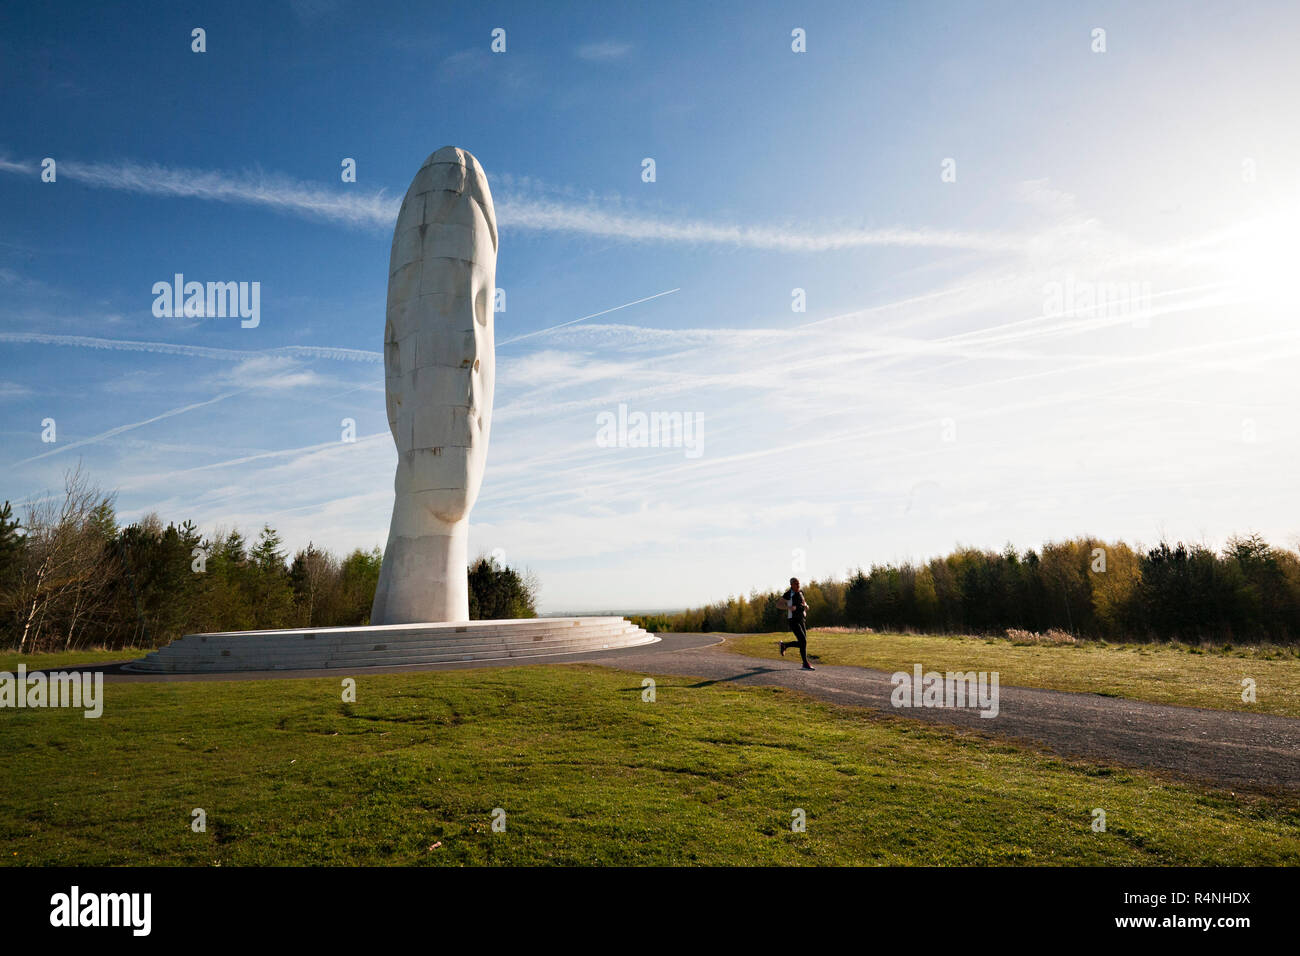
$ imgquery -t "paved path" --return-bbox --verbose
[82,632,1300,791]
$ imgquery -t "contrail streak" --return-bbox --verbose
[498,289,682,345]
[11,390,247,467]
[0,154,1027,252]
[0,332,382,363]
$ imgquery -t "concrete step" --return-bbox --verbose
[182,617,620,641]
[128,634,654,673]
[127,633,655,673]
[152,623,640,659]
[124,618,656,674]
[172,621,623,650]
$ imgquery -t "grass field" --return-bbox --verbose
[2,656,1297,865]
[0,648,151,673]
[725,632,1300,719]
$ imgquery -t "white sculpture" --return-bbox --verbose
[127,146,662,675]
[370,147,497,624]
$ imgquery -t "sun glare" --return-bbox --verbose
[1218,198,1300,313]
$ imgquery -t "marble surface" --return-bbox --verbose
[125,619,659,673]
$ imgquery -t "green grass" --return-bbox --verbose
[2,659,1297,865]
[0,648,149,673]
[725,631,1300,719]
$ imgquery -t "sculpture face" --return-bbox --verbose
[371,147,497,624]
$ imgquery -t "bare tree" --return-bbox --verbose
[13,463,116,653]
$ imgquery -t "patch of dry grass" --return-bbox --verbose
[726,631,1300,718]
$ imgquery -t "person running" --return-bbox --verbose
[776,577,814,670]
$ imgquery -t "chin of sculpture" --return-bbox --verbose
[370,147,497,625]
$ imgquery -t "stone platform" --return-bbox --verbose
[124,617,658,674]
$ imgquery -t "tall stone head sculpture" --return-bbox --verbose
[371,147,496,624]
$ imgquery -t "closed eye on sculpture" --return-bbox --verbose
[384,321,401,406]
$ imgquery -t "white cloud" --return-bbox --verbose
[10,390,246,468]
[0,332,381,364]
[0,154,1029,253]
[58,158,397,229]
[219,355,327,391]
[576,41,632,61]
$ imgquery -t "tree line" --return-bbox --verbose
[0,467,538,654]
[633,536,1300,644]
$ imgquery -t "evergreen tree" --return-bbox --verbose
[0,501,23,585]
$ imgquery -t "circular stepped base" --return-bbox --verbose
[123,617,658,674]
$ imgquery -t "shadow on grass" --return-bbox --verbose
[8,661,137,676]
[617,664,786,694]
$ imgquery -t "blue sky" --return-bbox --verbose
[3,0,1299,612]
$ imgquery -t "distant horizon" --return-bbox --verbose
[11,467,1289,617]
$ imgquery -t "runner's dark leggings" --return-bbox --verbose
[787,618,808,663]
